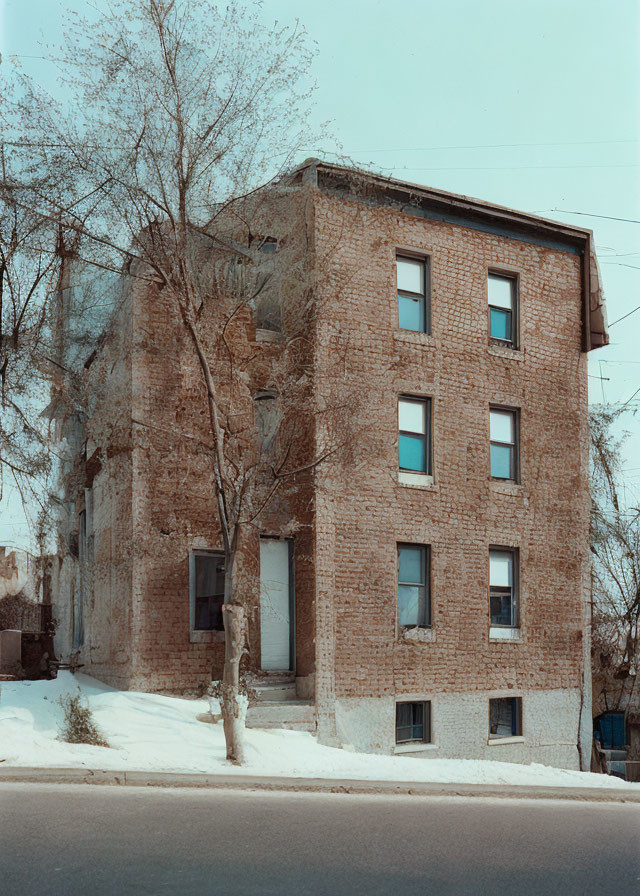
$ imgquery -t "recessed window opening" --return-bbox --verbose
[396,701,431,744]
[398,396,431,474]
[488,273,517,347]
[190,551,225,632]
[397,255,430,333]
[397,544,430,628]
[490,408,518,481]
[489,548,518,628]
[489,697,522,739]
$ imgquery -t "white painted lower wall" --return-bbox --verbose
[330,688,582,770]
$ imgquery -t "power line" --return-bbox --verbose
[335,139,639,153]
[601,263,640,270]
[609,305,640,327]
[620,386,640,408]
[536,209,640,224]
[394,164,639,172]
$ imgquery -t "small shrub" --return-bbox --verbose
[58,693,109,747]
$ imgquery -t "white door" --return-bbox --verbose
[260,539,291,671]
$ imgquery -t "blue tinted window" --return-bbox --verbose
[399,433,426,472]
[490,307,511,341]
[398,294,424,332]
[398,545,430,628]
[490,443,513,479]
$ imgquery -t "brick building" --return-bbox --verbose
[51,160,607,768]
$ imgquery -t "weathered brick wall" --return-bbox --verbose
[117,192,319,692]
[62,171,591,768]
[77,286,135,688]
[311,187,590,761]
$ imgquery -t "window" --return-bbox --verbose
[489,697,522,739]
[398,396,431,474]
[489,548,518,627]
[397,544,430,627]
[488,273,517,346]
[253,237,280,332]
[254,390,280,451]
[397,255,429,333]
[189,551,225,632]
[396,701,431,744]
[490,407,518,480]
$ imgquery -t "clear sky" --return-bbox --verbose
[1,0,639,548]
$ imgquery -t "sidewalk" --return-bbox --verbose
[1,765,639,802]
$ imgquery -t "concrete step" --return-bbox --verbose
[253,683,297,702]
[246,700,316,732]
[249,672,298,703]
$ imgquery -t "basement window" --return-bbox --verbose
[397,254,430,333]
[189,551,225,632]
[488,272,518,347]
[396,701,431,744]
[489,697,522,739]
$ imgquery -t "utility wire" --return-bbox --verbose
[536,209,640,224]
[395,164,639,172]
[330,139,639,153]
[608,305,640,327]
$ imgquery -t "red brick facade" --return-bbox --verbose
[52,162,601,766]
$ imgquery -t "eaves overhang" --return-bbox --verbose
[291,159,609,352]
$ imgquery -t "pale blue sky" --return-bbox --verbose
[1,0,639,547]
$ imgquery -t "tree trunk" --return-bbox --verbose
[221,602,246,764]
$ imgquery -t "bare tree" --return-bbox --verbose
[590,406,640,717]
[0,146,64,534]
[2,0,363,762]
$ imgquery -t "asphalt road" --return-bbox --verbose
[0,784,638,895]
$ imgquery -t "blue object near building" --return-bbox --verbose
[593,712,626,750]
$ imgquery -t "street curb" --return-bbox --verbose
[0,767,639,802]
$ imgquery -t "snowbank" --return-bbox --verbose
[0,674,636,789]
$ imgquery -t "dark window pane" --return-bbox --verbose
[396,702,425,743]
[194,554,225,631]
[490,443,513,479]
[489,698,521,738]
[398,294,424,332]
[490,587,513,625]
[490,307,512,341]
[399,433,426,472]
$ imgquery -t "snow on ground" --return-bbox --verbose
[0,673,636,789]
